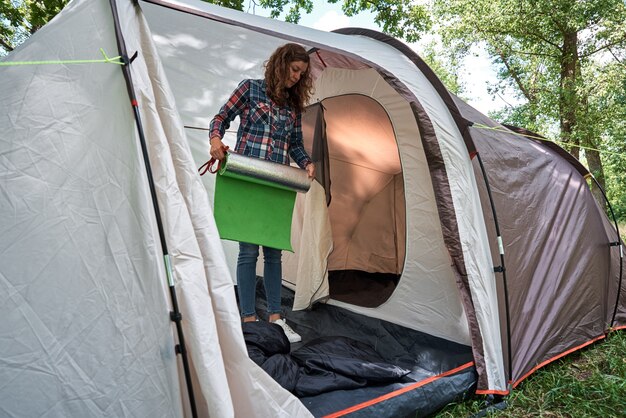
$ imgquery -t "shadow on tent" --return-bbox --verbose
[246,281,477,418]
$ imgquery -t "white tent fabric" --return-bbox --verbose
[127,4,311,417]
[1,0,312,417]
[283,181,333,311]
[0,0,182,416]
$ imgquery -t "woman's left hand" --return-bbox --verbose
[306,162,316,179]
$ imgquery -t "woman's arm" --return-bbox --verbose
[288,111,314,177]
[208,80,250,160]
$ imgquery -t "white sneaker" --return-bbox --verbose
[272,318,302,343]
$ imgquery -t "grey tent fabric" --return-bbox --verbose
[453,95,625,385]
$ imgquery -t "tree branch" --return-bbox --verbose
[515,6,565,51]
[579,34,626,59]
[0,37,14,53]
[492,42,535,102]
[607,47,624,64]
[500,48,559,58]
[479,25,562,51]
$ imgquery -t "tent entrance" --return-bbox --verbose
[304,94,406,308]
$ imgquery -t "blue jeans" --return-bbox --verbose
[236,242,283,318]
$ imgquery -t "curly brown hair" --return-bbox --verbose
[264,43,313,112]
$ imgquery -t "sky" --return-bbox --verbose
[248,0,518,115]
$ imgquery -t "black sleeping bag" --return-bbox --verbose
[261,354,300,393]
[242,321,290,355]
[292,336,410,396]
[246,344,267,366]
[242,322,410,397]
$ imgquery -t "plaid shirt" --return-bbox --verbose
[209,79,311,168]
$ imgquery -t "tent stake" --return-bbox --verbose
[469,394,508,418]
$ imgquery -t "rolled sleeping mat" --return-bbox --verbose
[213,152,311,251]
[218,152,311,193]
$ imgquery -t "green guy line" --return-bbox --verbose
[0,48,124,67]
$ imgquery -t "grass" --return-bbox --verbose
[433,330,626,418]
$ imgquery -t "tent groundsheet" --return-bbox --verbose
[250,284,478,417]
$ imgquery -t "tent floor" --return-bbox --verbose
[246,280,478,417]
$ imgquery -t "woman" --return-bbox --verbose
[208,43,315,343]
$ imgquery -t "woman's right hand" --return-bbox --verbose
[210,136,228,160]
[305,162,316,179]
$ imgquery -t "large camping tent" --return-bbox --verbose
[1,0,624,417]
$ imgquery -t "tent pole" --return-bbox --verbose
[474,151,513,386]
[107,1,198,416]
[587,175,624,329]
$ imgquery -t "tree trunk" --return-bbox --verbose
[559,30,579,159]
[584,138,607,211]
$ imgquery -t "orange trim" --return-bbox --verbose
[611,325,626,331]
[475,389,509,396]
[512,334,606,388]
[322,362,475,418]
